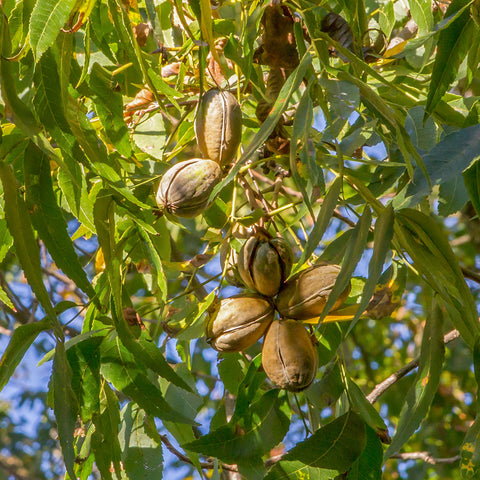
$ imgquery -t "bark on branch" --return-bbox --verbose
[366,330,460,405]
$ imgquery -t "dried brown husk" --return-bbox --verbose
[194,89,242,166]
[275,264,350,320]
[156,159,222,218]
[205,294,274,352]
[262,319,318,391]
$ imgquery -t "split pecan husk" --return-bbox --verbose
[156,159,222,218]
[205,294,274,352]
[275,264,350,320]
[195,89,242,166]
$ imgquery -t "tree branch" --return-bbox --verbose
[390,452,460,465]
[0,456,30,480]
[461,266,480,285]
[159,434,239,473]
[250,170,356,227]
[366,330,460,404]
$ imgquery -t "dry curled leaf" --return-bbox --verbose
[206,38,234,86]
[133,23,152,47]
[257,5,299,69]
[122,307,145,328]
[365,286,400,319]
[321,12,354,54]
[124,88,155,123]
[189,253,214,268]
[161,62,181,79]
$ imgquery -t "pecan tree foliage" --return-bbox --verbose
[1,0,480,479]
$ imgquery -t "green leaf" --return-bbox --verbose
[52,341,79,480]
[100,333,195,425]
[0,162,57,323]
[0,318,51,393]
[106,0,143,82]
[24,142,98,304]
[0,217,13,263]
[115,311,193,391]
[137,227,168,303]
[290,84,315,217]
[438,175,470,215]
[132,112,168,160]
[162,365,203,422]
[306,362,344,412]
[232,354,266,419]
[295,176,342,272]
[461,337,480,479]
[346,377,388,437]
[0,14,64,167]
[209,50,313,200]
[119,404,163,480]
[464,159,480,218]
[39,326,108,366]
[264,411,366,479]
[93,190,123,315]
[218,353,247,395]
[385,301,445,458]
[319,206,372,324]
[426,1,475,116]
[91,382,123,480]
[376,1,395,38]
[0,285,13,310]
[461,416,480,479]
[148,67,182,111]
[405,124,480,204]
[405,106,437,152]
[33,48,90,173]
[347,425,383,480]
[57,165,96,233]
[66,337,102,422]
[29,0,77,59]
[395,209,480,347]
[89,63,132,157]
[185,389,290,480]
[176,290,216,342]
[350,205,394,326]
[409,0,433,35]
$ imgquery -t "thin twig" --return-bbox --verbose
[250,170,356,227]
[390,452,460,465]
[0,456,30,480]
[367,330,460,404]
[461,267,480,285]
[159,434,239,472]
